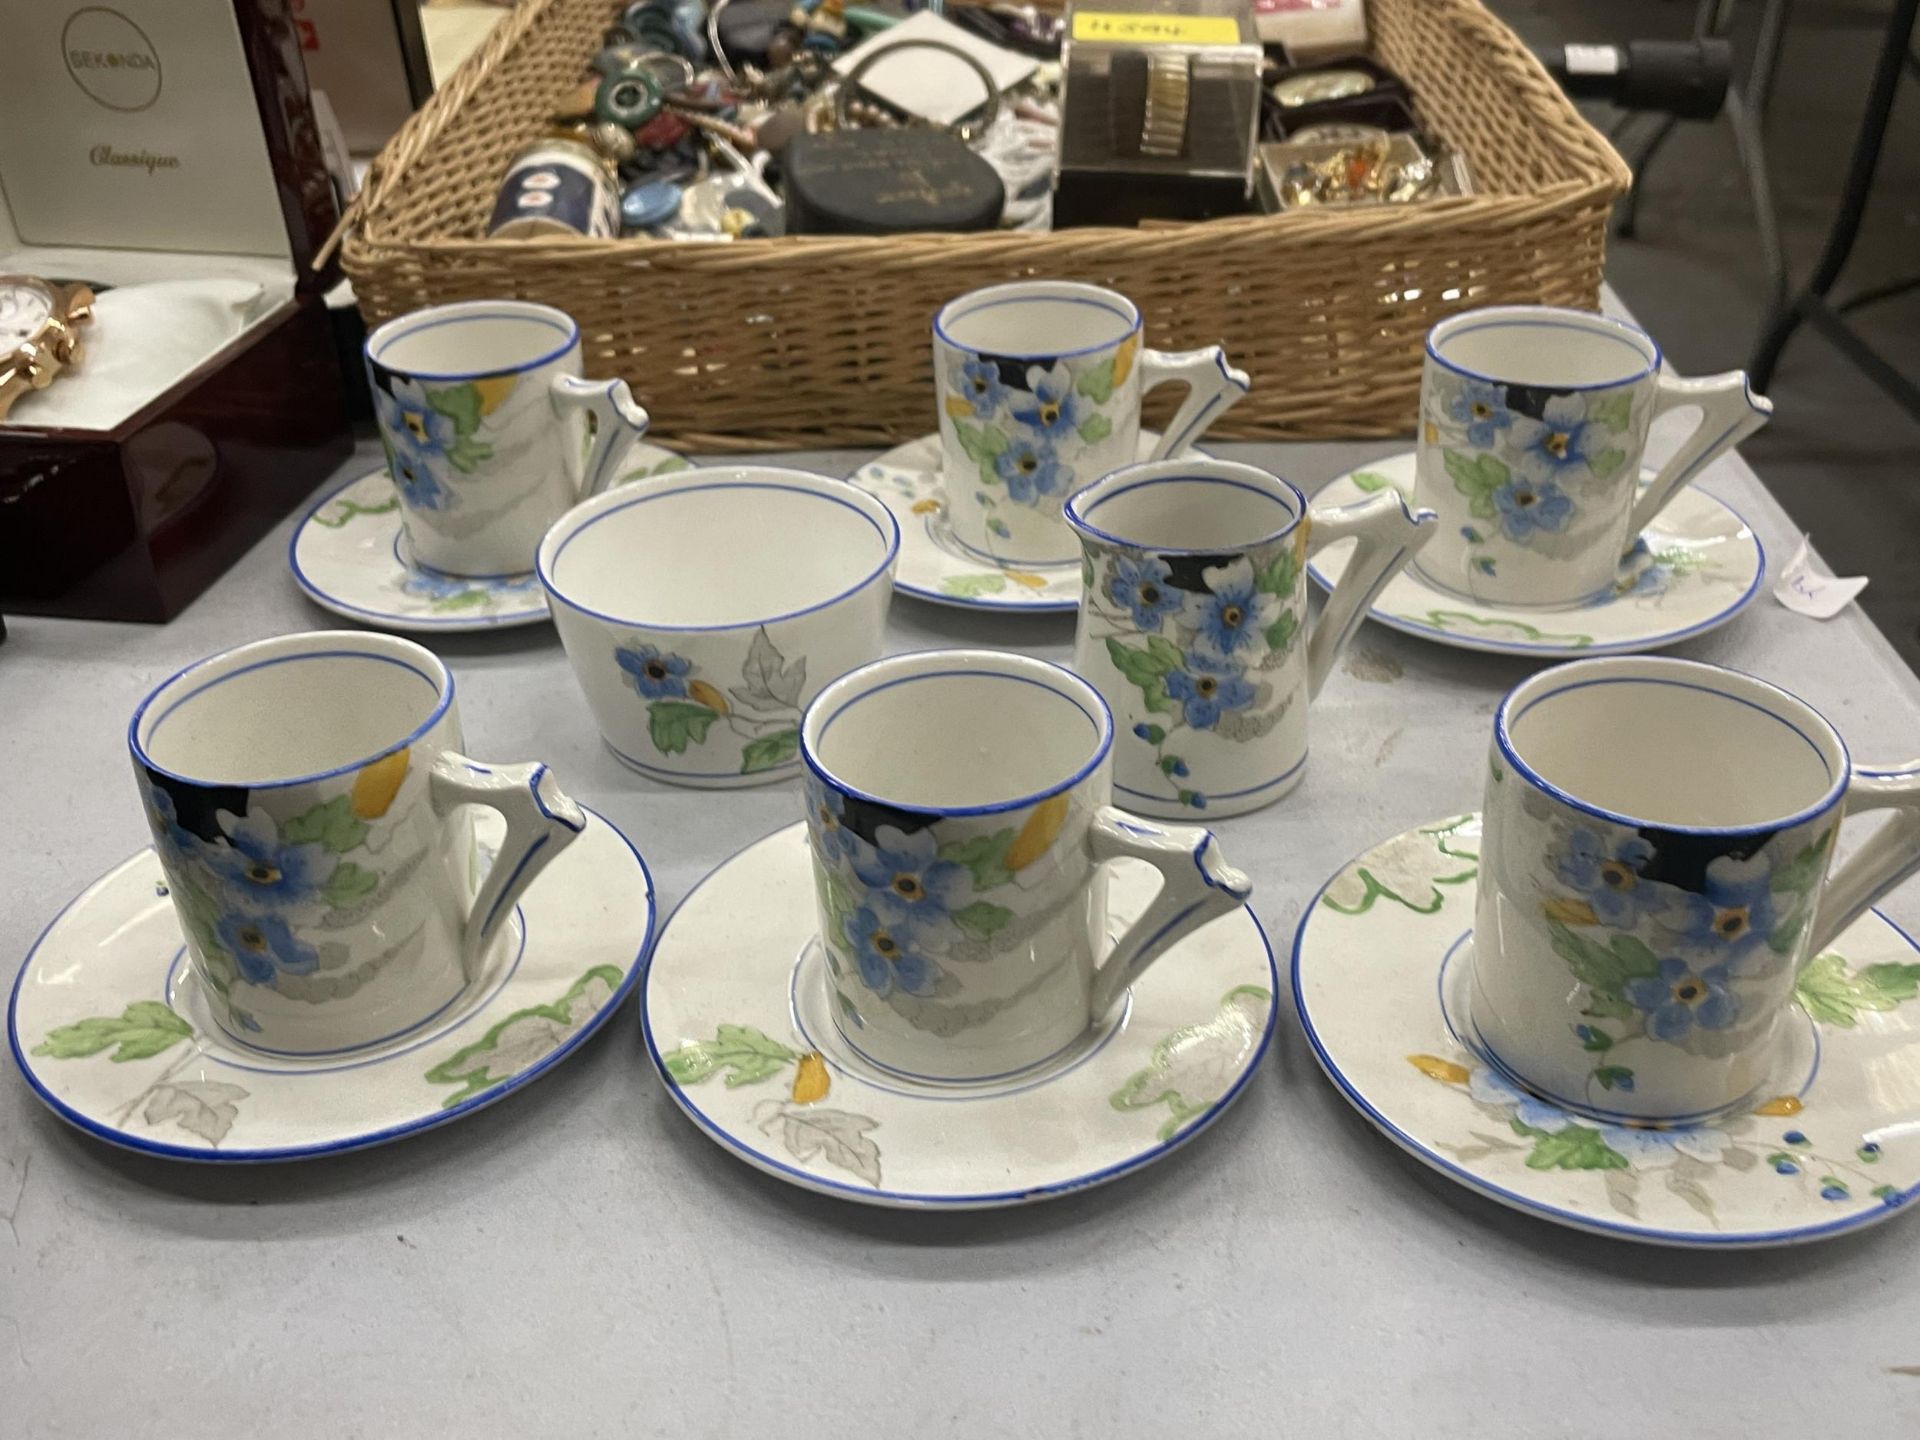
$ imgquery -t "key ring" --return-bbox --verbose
[834,38,1003,148]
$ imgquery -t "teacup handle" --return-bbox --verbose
[1139,347,1252,461]
[429,755,587,979]
[1302,489,1438,699]
[1086,808,1252,1017]
[1806,761,1920,955]
[551,375,652,500]
[1626,372,1773,543]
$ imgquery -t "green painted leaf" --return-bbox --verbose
[1594,1065,1634,1091]
[953,420,1008,464]
[426,382,484,436]
[648,700,721,756]
[1264,610,1300,653]
[1077,413,1113,444]
[281,795,368,854]
[426,966,622,1104]
[951,900,1014,940]
[1607,933,1661,979]
[445,436,493,474]
[1548,920,1658,1001]
[1767,905,1809,956]
[1468,494,1496,520]
[1138,677,1175,716]
[1137,724,1166,745]
[1582,991,1636,1022]
[1525,1123,1628,1172]
[1350,470,1391,492]
[430,588,490,612]
[1577,1026,1613,1053]
[1255,548,1299,598]
[660,1022,798,1088]
[1771,830,1833,895]
[940,573,1008,598]
[1874,1184,1898,1202]
[1075,358,1116,404]
[1159,754,1186,776]
[1589,392,1632,431]
[1106,636,1180,691]
[1588,448,1628,482]
[322,861,379,908]
[740,729,800,774]
[33,1001,191,1062]
[1795,952,1920,1028]
[1443,448,1507,497]
[938,830,1016,891]
[1145,634,1184,669]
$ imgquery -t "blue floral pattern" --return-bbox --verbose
[1446,379,1515,448]
[842,906,939,997]
[1492,476,1575,542]
[1106,554,1184,633]
[375,386,456,511]
[616,643,693,700]
[939,337,1127,526]
[1513,395,1608,481]
[1085,533,1305,810]
[204,808,332,906]
[1624,957,1739,1040]
[850,826,976,942]
[216,911,320,985]
[1538,818,1833,1094]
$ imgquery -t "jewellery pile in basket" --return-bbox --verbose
[487,0,1067,241]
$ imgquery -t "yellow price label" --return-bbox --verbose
[1070,12,1242,45]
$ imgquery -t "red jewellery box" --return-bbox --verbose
[0,0,351,622]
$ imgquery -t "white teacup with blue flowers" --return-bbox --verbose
[130,631,585,1055]
[1472,655,1920,1123]
[1414,305,1772,608]
[800,649,1252,1083]
[1067,458,1436,820]
[366,299,652,578]
[933,280,1250,568]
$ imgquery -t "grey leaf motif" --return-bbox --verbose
[1721,1144,1759,1172]
[729,627,807,714]
[1664,1163,1718,1222]
[1604,1166,1640,1219]
[755,1100,882,1187]
[144,1080,248,1145]
[1214,691,1288,743]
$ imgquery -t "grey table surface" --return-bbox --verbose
[4,429,1918,1439]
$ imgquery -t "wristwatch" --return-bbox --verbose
[0,277,94,422]
[1140,52,1192,158]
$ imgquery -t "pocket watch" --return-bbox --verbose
[0,277,94,422]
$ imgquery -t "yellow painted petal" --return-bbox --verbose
[1292,517,1311,565]
[1407,1053,1470,1085]
[791,1051,829,1104]
[911,498,943,515]
[945,395,975,420]
[351,748,410,819]
[1754,1095,1803,1117]
[1424,421,1438,445]
[1006,793,1069,872]
[1006,571,1049,590]
[688,680,729,714]
[1543,897,1599,927]
[470,375,517,417]
[1113,332,1139,388]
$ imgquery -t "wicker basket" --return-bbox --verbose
[340,0,1629,449]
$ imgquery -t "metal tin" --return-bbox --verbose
[487,137,620,239]
[1270,68,1375,108]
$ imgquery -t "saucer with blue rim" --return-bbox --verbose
[289,444,690,633]
[1308,452,1766,657]
[845,432,1201,615]
[642,822,1277,1208]
[9,808,654,1161]
[1292,813,1920,1247]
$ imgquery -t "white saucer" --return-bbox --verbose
[1293,814,1920,1247]
[289,445,690,632]
[1308,452,1766,656]
[846,432,1197,614]
[8,808,655,1161]
[642,822,1277,1208]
